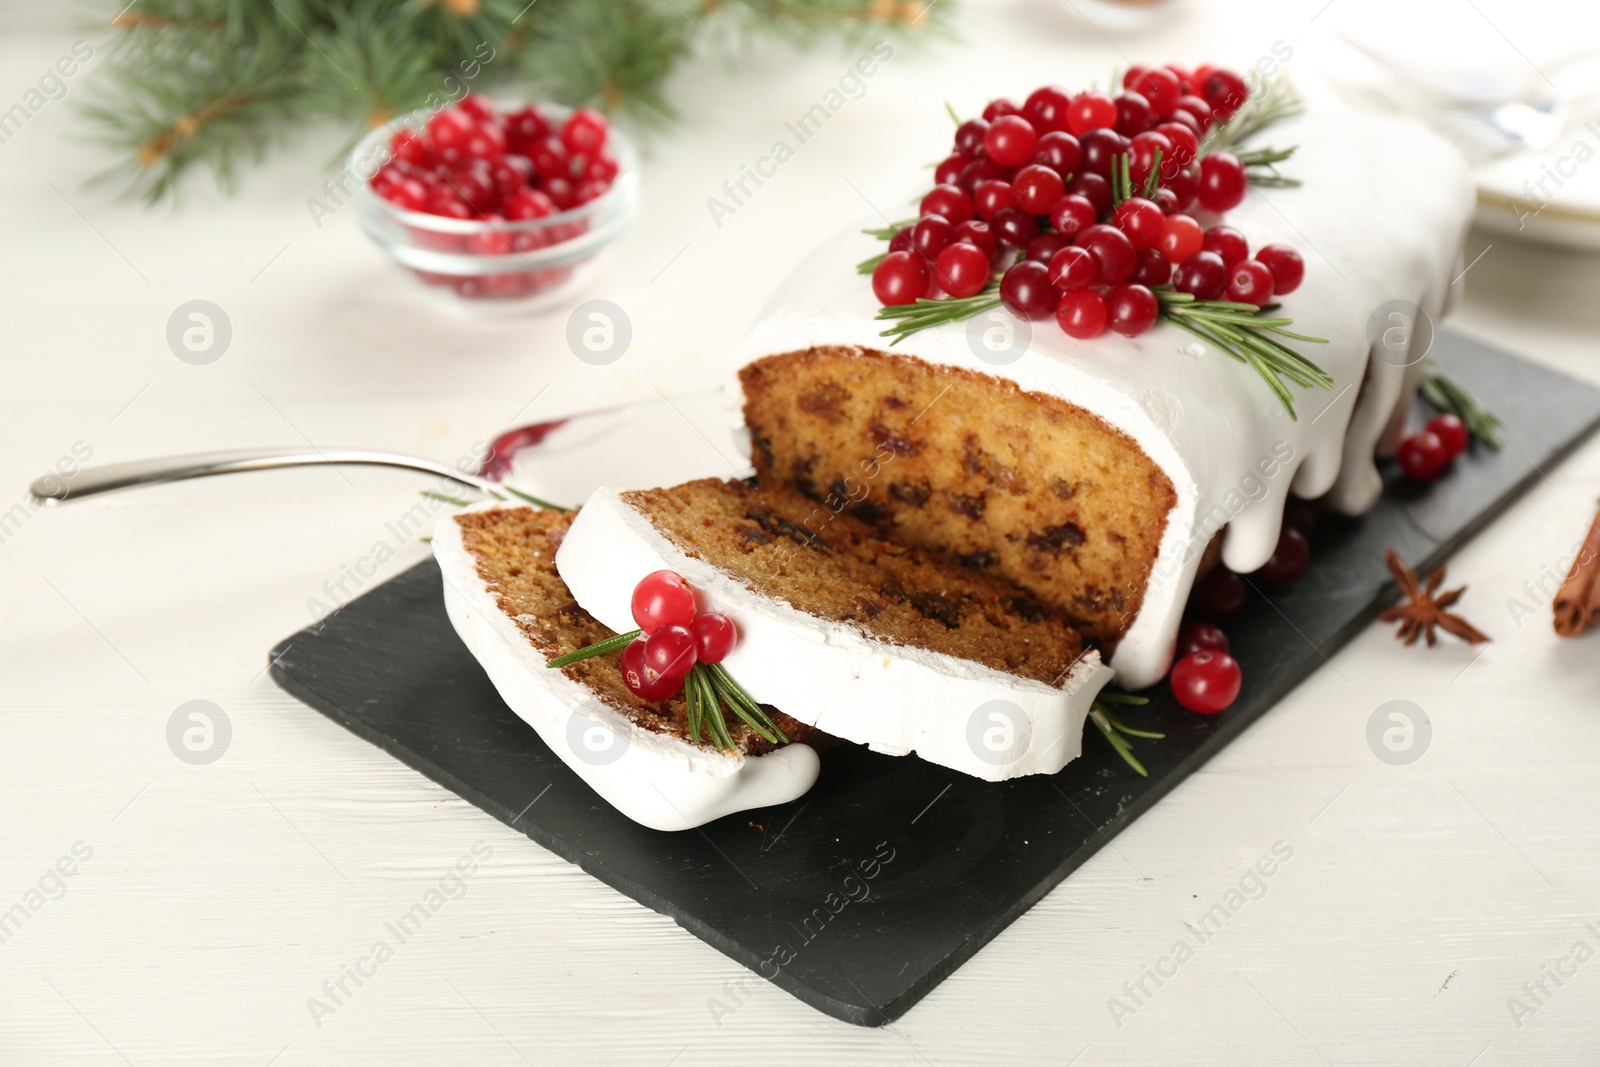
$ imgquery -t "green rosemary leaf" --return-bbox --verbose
[546,628,642,669]
[1142,147,1164,199]
[1420,369,1505,450]
[1095,691,1150,706]
[944,100,960,125]
[1102,709,1165,740]
[707,663,786,744]
[856,251,888,276]
[861,218,917,241]
[1090,707,1149,777]
[684,665,703,744]
[496,484,570,512]
[421,490,472,507]
[698,669,737,752]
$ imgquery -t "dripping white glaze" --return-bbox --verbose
[726,108,1474,689]
[556,488,1114,782]
[433,503,821,831]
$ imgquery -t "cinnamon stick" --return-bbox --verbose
[1553,504,1600,636]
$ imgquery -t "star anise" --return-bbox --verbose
[1377,549,1490,647]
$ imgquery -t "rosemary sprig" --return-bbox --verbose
[1088,692,1161,777]
[875,279,1003,345]
[1420,368,1505,450]
[861,218,918,242]
[1156,288,1331,419]
[1234,145,1301,188]
[493,485,571,512]
[546,629,642,668]
[1202,75,1304,155]
[545,630,787,750]
[422,489,473,508]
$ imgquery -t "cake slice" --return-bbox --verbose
[433,502,823,830]
[555,478,1113,781]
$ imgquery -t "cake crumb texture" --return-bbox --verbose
[454,505,817,755]
[740,347,1177,646]
[620,477,1089,686]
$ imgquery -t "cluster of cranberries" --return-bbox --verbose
[370,95,617,222]
[871,64,1306,340]
[1398,413,1469,482]
[1169,497,1323,713]
[620,571,738,702]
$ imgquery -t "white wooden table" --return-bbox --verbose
[5,1,1600,1063]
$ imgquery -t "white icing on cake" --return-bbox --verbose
[726,108,1475,689]
[556,488,1115,782]
[433,503,820,831]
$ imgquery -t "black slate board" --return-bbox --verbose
[270,331,1600,1027]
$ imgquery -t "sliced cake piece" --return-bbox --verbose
[556,478,1113,781]
[433,502,823,831]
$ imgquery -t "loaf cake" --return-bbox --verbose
[555,479,1112,780]
[728,108,1475,688]
[433,502,823,830]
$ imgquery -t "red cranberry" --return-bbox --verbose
[503,105,549,151]
[1033,131,1083,175]
[934,154,967,186]
[1201,225,1249,267]
[1166,163,1201,211]
[458,93,497,121]
[872,251,931,306]
[1012,164,1065,214]
[1175,94,1216,132]
[1256,525,1309,584]
[973,179,1017,222]
[1255,243,1305,294]
[1113,90,1153,136]
[1427,414,1469,458]
[953,219,998,257]
[992,207,1040,249]
[1056,290,1108,339]
[1067,172,1113,216]
[1048,245,1098,291]
[692,612,738,664]
[1225,259,1275,306]
[1159,214,1204,263]
[1153,188,1180,215]
[1176,621,1229,658]
[1049,193,1098,237]
[955,118,989,156]
[1175,250,1227,300]
[1398,431,1451,481]
[1000,259,1057,319]
[1198,151,1248,212]
[911,214,955,259]
[632,570,697,633]
[1078,224,1137,285]
[503,187,556,220]
[1131,247,1173,286]
[642,624,697,680]
[428,108,478,164]
[1193,566,1246,621]
[984,115,1039,168]
[921,184,975,226]
[1066,90,1118,135]
[620,639,683,702]
[1023,85,1074,133]
[1154,121,1199,167]
[391,128,431,166]
[934,242,991,298]
[982,98,1021,122]
[1106,284,1159,337]
[1126,67,1180,115]
[1113,197,1165,250]
[1079,128,1130,178]
[1171,650,1242,714]
[1129,130,1173,186]
[1201,68,1250,120]
[1025,231,1074,264]
[561,107,608,155]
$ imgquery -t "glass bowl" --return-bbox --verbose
[350,104,638,316]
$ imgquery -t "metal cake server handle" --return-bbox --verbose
[28,448,508,507]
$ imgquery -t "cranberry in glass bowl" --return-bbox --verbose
[351,99,638,316]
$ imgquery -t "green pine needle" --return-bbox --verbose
[1420,367,1505,449]
[546,628,642,668]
